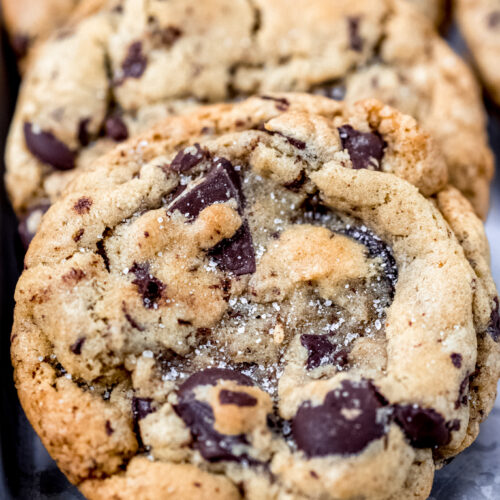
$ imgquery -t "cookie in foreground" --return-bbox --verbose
[5,0,492,248]
[12,95,500,500]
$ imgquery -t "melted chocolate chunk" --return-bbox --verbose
[18,203,50,249]
[77,118,91,146]
[292,379,387,457]
[219,390,257,407]
[393,405,455,448]
[208,221,256,276]
[105,115,129,142]
[132,397,155,421]
[300,334,348,370]
[169,158,244,219]
[343,225,398,294]
[338,125,386,170]
[23,122,75,170]
[348,17,363,52]
[175,368,256,462]
[69,337,86,355]
[260,95,290,111]
[450,353,462,369]
[170,144,208,173]
[130,262,165,308]
[122,41,147,79]
[487,297,500,342]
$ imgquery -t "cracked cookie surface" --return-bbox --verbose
[5,0,492,247]
[11,95,500,500]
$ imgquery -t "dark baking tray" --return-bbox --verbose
[1,20,499,500]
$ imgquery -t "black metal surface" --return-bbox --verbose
[0,16,498,500]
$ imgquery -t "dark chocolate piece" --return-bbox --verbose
[130,262,165,308]
[292,379,387,457]
[300,334,349,370]
[175,368,256,463]
[170,144,208,173]
[338,125,386,170]
[23,122,75,170]
[392,405,456,448]
[122,41,147,79]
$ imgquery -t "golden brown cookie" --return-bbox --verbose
[12,95,500,499]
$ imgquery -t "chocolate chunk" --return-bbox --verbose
[12,34,30,58]
[348,17,363,52]
[178,368,254,397]
[169,158,244,219]
[450,353,462,369]
[153,26,182,47]
[300,334,349,370]
[283,171,306,191]
[260,95,289,111]
[170,143,208,173]
[18,203,50,249]
[130,262,165,308]
[209,221,256,276]
[73,228,84,242]
[455,375,469,409]
[175,368,256,463]
[77,118,91,146]
[487,297,500,342]
[312,80,346,101]
[488,11,500,28]
[105,115,129,142]
[219,390,257,407]
[132,397,155,421]
[23,122,75,170]
[73,197,93,214]
[170,158,255,275]
[392,405,455,448]
[338,125,386,170]
[96,229,111,271]
[292,379,387,457]
[122,41,147,79]
[105,420,114,436]
[70,337,86,355]
[343,225,397,294]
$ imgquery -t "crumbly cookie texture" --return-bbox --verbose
[12,95,500,500]
[456,0,500,105]
[5,0,492,243]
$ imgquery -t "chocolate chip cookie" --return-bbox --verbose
[5,0,492,248]
[12,95,500,500]
[456,0,500,105]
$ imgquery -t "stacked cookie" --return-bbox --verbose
[2,1,500,499]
